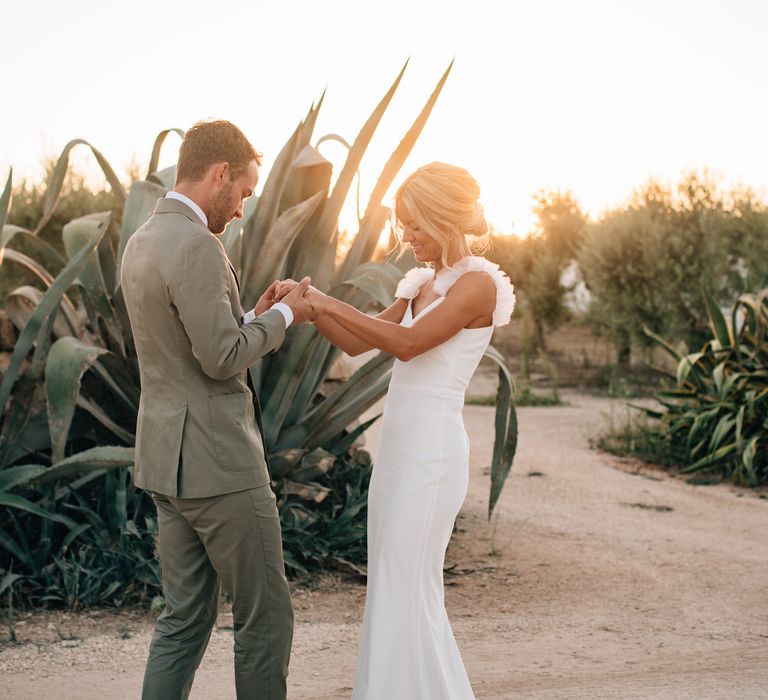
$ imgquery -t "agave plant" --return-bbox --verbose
[0,62,518,604]
[639,288,768,485]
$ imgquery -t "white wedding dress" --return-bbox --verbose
[352,256,515,700]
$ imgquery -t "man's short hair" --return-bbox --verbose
[176,119,262,183]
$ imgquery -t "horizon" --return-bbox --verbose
[4,150,760,240]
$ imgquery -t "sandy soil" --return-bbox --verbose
[1,389,766,699]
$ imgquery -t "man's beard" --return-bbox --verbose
[208,183,234,234]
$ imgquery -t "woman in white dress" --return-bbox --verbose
[289,162,514,699]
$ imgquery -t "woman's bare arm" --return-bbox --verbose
[314,299,409,356]
[275,279,408,356]
[309,272,496,362]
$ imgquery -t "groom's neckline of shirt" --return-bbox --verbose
[164,191,293,328]
[166,191,208,227]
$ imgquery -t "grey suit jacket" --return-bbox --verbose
[120,197,286,497]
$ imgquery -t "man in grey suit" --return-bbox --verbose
[120,119,314,700]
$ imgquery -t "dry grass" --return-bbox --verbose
[490,319,672,397]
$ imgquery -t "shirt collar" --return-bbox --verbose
[165,191,208,227]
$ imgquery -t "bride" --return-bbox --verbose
[284,162,514,698]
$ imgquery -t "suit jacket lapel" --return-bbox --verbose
[229,262,241,293]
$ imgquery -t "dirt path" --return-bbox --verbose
[2,391,766,699]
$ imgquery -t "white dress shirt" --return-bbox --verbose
[166,191,208,227]
[165,192,293,328]
[242,304,293,326]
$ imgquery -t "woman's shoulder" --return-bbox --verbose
[395,266,435,300]
[436,256,516,326]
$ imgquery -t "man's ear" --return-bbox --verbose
[211,161,230,185]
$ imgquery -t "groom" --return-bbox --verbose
[120,119,314,699]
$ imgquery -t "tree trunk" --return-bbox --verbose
[534,318,547,353]
[616,338,631,368]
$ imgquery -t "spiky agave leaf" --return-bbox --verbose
[483,345,518,519]
[278,145,334,286]
[643,324,683,361]
[245,191,324,298]
[0,464,47,492]
[332,262,402,308]
[275,350,394,451]
[116,178,168,286]
[268,448,307,479]
[116,134,183,280]
[63,213,126,354]
[240,120,307,297]
[34,446,135,485]
[0,169,11,230]
[261,324,323,447]
[1,225,67,277]
[0,248,80,327]
[278,262,402,431]
[704,286,733,349]
[5,285,80,339]
[0,377,52,469]
[35,140,126,236]
[45,337,110,463]
[146,128,184,177]
[0,219,108,418]
[221,195,259,267]
[282,142,334,212]
[0,492,75,528]
[262,263,401,446]
[292,61,409,290]
[641,287,768,484]
[337,60,454,282]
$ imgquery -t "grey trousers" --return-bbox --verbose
[142,485,293,700]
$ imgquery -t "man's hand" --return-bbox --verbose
[253,280,281,316]
[281,276,317,324]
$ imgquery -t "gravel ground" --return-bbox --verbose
[2,389,767,699]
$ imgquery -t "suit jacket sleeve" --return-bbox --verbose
[169,233,286,381]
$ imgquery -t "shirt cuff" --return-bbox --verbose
[271,302,294,328]
[243,303,293,328]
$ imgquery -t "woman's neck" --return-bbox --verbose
[433,249,468,274]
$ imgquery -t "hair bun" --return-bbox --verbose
[466,201,488,236]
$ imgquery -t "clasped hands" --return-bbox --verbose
[253,277,328,325]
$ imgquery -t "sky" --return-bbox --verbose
[3,0,768,235]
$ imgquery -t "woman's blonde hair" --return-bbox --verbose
[393,162,490,267]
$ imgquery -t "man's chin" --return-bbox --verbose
[209,222,227,235]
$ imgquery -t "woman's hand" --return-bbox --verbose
[274,279,299,301]
[252,278,325,322]
[304,285,329,317]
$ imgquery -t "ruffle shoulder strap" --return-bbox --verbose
[395,267,435,300]
[433,256,516,327]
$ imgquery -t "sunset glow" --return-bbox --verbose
[4,0,768,236]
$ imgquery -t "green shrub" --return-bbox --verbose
[578,172,768,365]
[598,288,768,486]
[491,190,586,352]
